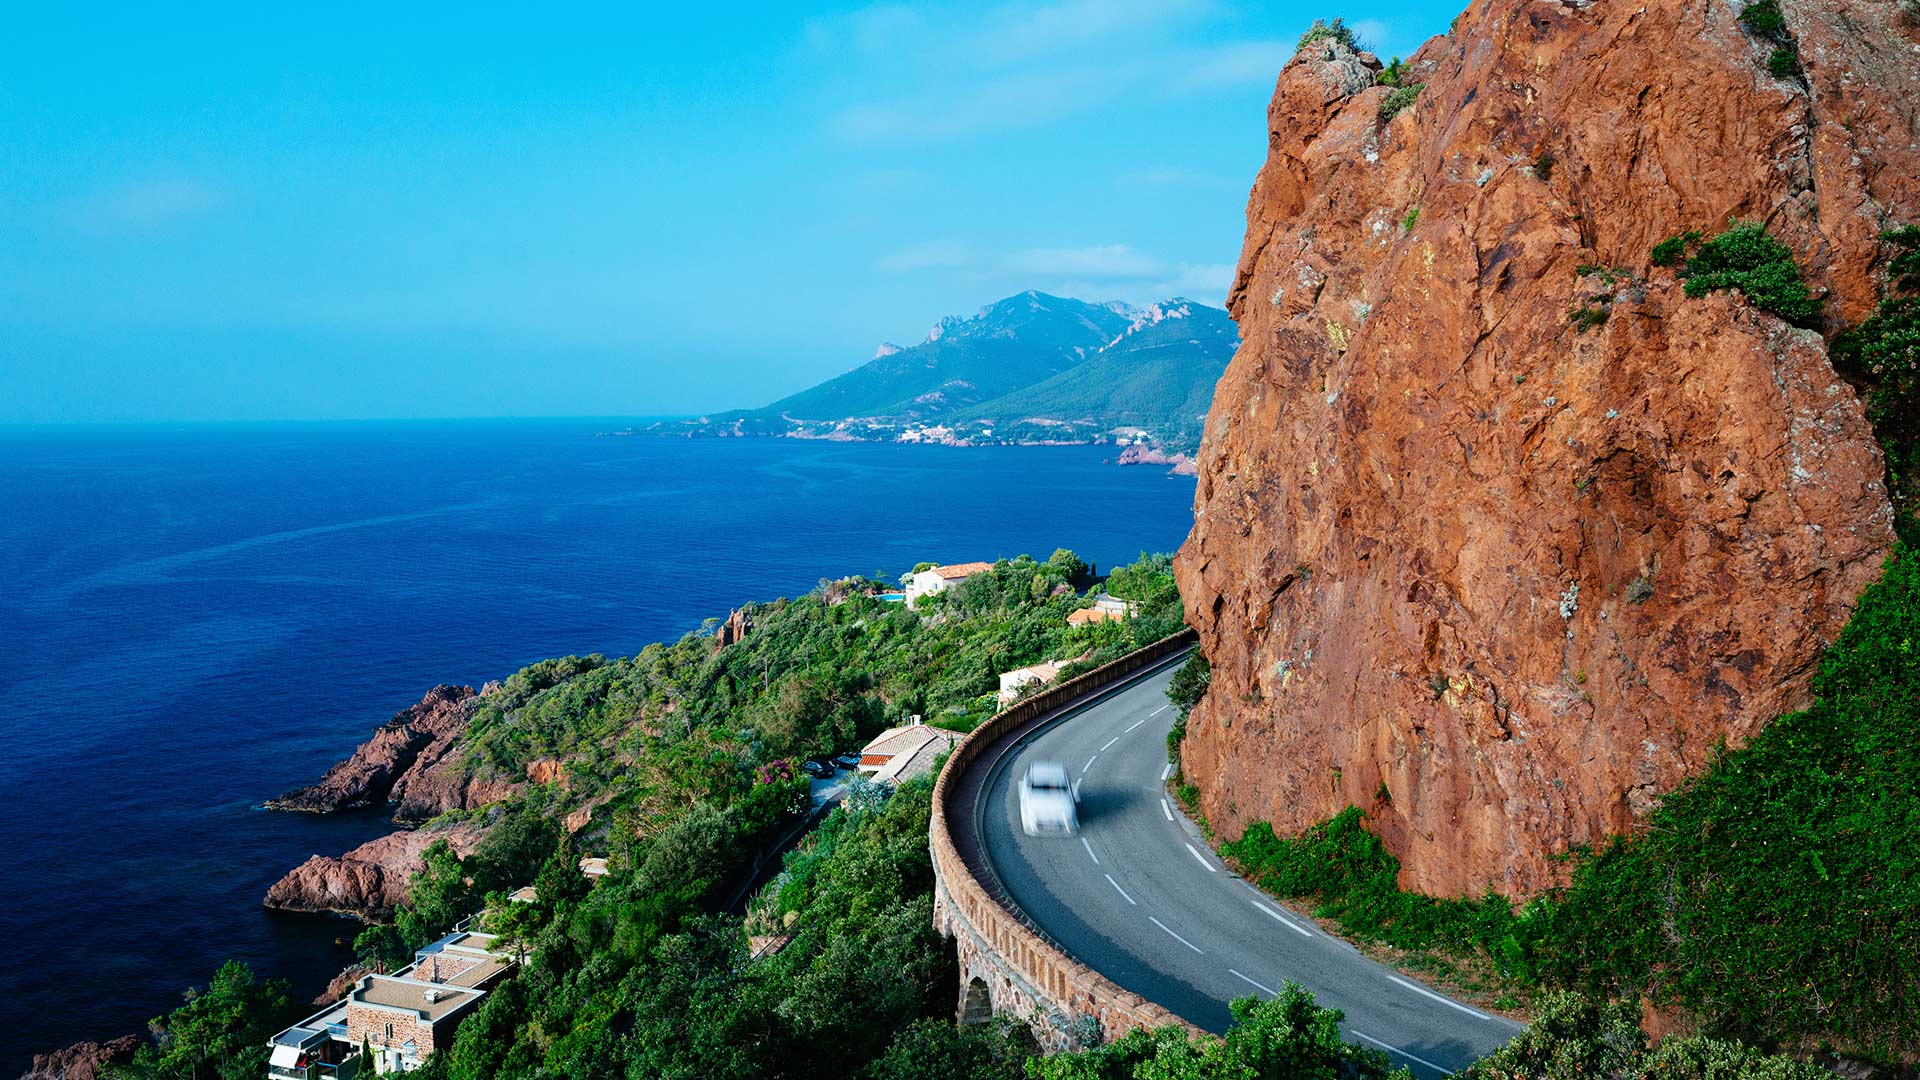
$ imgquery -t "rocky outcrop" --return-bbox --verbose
[21,1037,140,1080]
[1117,443,1200,476]
[267,685,476,813]
[316,964,372,1004]
[1176,0,1913,896]
[716,607,752,647]
[263,821,484,922]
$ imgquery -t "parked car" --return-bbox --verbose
[802,758,834,779]
[831,753,860,771]
[1018,760,1078,836]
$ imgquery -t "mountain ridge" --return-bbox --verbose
[647,289,1238,454]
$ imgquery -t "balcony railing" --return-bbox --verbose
[267,1057,360,1080]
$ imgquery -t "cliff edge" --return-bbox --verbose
[1175,0,1915,896]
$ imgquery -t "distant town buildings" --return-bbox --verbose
[904,561,994,603]
[857,720,961,785]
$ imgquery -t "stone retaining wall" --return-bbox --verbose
[929,629,1207,1050]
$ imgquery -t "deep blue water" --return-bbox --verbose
[0,421,1196,1071]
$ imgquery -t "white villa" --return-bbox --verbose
[904,561,994,603]
[997,660,1066,706]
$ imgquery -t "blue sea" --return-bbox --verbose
[0,421,1197,1071]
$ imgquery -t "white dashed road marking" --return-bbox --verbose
[1125,718,1146,732]
[1081,837,1099,865]
[1351,1031,1452,1077]
[1229,968,1279,997]
[1161,798,1173,821]
[1251,899,1313,937]
[1082,755,1098,774]
[1162,763,1173,780]
[1389,975,1494,1021]
[1149,916,1204,954]
[1100,736,1119,752]
[1184,842,1218,873]
[1105,874,1136,905]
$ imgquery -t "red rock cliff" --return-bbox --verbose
[1175,0,1916,896]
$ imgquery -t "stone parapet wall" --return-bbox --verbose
[929,630,1206,1048]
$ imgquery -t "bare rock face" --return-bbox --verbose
[1175,0,1913,897]
[263,821,484,922]
[316,964,372,1004]
[21,1036,140,1080]
[267,685,477,813]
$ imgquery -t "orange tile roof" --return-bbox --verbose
[933,561,994,578]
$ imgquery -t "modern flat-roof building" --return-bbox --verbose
[268,928,514,1077]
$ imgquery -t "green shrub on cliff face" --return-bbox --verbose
[1651,229,1701,267]
[1680,222,1821,326]
[1296,17,1359,52]
[1378,83,1423,122]
[1833,294,1920,540]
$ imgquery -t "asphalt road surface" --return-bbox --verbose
[978,656,1523,1076]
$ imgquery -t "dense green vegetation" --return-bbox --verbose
[110,962,299,1080]
[1834,225,1920,541]
[1030,986,1406,1080]
[127,550,1194,1079]
[420,776,961,1080]
[1462,994,1829,1080]
[1223,542,1920,1062]
[1224,809,1534,990]
[1663,222,1821,326]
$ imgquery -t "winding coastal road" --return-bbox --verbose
[975,655,1522,1077]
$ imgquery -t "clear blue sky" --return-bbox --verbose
[1,2,1450,422]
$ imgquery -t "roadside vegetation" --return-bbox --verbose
[1219,541,1919,1064]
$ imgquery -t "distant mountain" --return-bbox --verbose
[653,290,1238,454]
[761,291,1138,422]
[945,299,1237,448]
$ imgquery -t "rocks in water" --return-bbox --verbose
[266,684,477,814]
[1116,442,1198,475]
[22,1036,140,1080]
[263,821,484,922]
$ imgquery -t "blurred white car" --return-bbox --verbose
[1019,760,1079,836]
